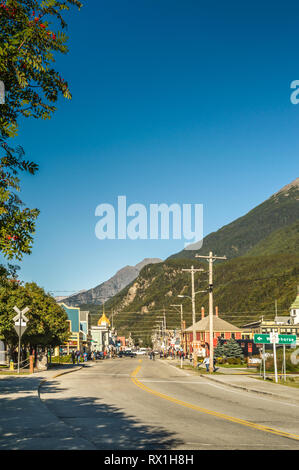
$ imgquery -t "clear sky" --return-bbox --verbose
[5,0,299,295]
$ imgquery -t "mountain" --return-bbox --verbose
[61,258,162,306]
[100,179,299,341]
[169,177,299,260]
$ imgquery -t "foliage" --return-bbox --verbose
[102,253,299,340]
[0,277,70,347]
[266,349,299,373]
[245,220,299,257]
[169,186,299,261]
[214,339,225,358]
[222,338,244,359]
[0,0,82,261]
[0,0,82,138]
[0,140,39,260]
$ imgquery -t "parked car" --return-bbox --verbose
[135,348,148,355]
[124,350,136,358]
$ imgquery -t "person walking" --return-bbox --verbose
[203,356,210,372]
[71,350,76,365]
[76,350,81,365]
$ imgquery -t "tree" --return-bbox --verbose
[0,141,39,260]
[0,0,83,138]
[223,338,244,359]
[0,278,70,349]
[214,338,225,358]
[0,0,82,261]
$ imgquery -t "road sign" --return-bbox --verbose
[270,332,279,344]
[278,335,297,345]
[254,334,271,344]
[254,333,297,345]
[14,324,27,337]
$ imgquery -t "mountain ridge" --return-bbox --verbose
[61,258,162,306]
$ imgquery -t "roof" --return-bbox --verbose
[290,294,299,310]
[185,315,241,332]
[98,313,111,327]
[275,316,291,324]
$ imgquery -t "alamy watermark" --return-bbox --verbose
[95,196,203,250]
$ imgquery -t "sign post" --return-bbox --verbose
[13,306,29,374]
[263,344,266,380]
[270,331,279,383]
[254,333,296,383]
[283,344,286,382]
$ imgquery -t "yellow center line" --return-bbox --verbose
[130,363,299,443]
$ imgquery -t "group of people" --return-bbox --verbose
[71,349,113,364]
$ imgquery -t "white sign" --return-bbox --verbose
[270,332,279,344]
[15,321,27,327]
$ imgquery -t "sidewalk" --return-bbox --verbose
[0,363,96,450]
[160,358,299,405]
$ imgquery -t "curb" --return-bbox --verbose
[38,366,83,398]
[198,373,299,404]
[158,359,299,405]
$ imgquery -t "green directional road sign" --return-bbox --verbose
[278,335,297,345]
[254,334,271,344]
[254,333,296,345]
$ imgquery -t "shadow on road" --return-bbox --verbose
[40,379,183,450]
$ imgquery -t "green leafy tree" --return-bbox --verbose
[0,278,70,349]
[223,338,244,359]
[0,0,82,261]
[0,141,39,260]
[0,0,82,138]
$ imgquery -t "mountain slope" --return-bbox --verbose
[245,220,299,257]
[100,178,299,341]
[169,178,299,260]
[62,258,162,306]
[103,254,299,339]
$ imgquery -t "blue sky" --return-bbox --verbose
[6,0,299,295]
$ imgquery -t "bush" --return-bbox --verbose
[226,357,243,365]
[50,355,72,364]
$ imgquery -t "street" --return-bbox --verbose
[38,357,299,450]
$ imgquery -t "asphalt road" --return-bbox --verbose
[40,357,299,450]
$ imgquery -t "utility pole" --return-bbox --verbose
[179,266,204,366]
[195,252,227,373]
[163,308,167,350]
[170,304,183,331]
[171,303,184,351]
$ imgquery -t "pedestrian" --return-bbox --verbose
[203,356,210,372]
[152,351,155,361]
[71,350,75,365]
[76,350,81,364]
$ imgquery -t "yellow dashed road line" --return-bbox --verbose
[131,362,299,443]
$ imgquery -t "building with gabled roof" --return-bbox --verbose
[182,307,243,355]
